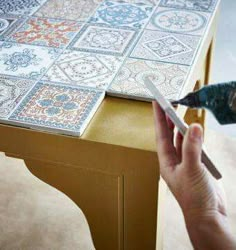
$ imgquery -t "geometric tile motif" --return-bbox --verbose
[120,0,159,4]
[9,82,105,136]
[9,17,83,48]
[159,0,217,12]
[43,50,124,90]
[89,1,154,29]
[143,35,192,59]
[35,0,103,22]
[0,76,35,118]
[0,0,219,136]
[147,8,209,35]
[0,0,46,15]
[130,30,201,65]
[107,58,189,101]
[0,14,26,40]
[0,42,61,80]
[69,25,138,56]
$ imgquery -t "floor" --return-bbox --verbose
[0,153,95,250]
[206,0,236,137]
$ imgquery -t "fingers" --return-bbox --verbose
[182,124,203,170]
[176,131,183,160]
[152,101,178,173]
[166,114,175,131]
[166,114,175,142]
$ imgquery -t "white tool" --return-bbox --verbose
[144,77,222,180]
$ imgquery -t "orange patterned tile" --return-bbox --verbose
[9,17,83,48]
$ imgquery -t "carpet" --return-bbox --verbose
[0,154,95,250]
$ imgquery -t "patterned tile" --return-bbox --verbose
[0,0,46,15]
[0,0,219,135]
[9,17,83,48]
[130,30,201,65]
[159,0,218,12]
[35,0,103,22]
[9,82,105,136]
[0,42,61,80]
[144,35,192,59]
[69,24,139,56]
[89,1,154,29]
[0,76,35,118]
[107,58,189,101]
[146,7,210,36]
[113,0,160,5]
[43,50,124,90]
[0,14,26,40]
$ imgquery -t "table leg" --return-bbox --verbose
[24,151,159,250]
[184,39,215,130]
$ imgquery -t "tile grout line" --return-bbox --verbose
[0,0,220,135]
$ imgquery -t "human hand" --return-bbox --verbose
[153,101,236,249]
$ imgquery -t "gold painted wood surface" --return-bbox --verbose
[0,6,220,250]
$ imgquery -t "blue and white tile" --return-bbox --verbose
[130,30,201,65]
[107,58,189,101]
[147,7,210,36]
[69,24,139,57]
[88,1,154,29]
[159,0,218,12]
[0,76,35,118]
[0,0,47,15]
[0,14,26,40]
[113,0,160,5]
[35,0,103,22]
[0,42,61,80]
[43,50,124,90]
[9,82,105,136]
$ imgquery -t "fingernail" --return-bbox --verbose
[190,125,202,141]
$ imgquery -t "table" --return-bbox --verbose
[0,1,220,249]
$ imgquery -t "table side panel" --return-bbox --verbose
[0,123,158,173]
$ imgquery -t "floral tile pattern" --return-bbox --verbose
[0,14,26,40]
[0,76,35,118]
[0,0,46,15]
[35,0,103,22]
[9,82,105,136]
[107,58,189,101]
[69,24,138,56]
[89,1,154,29]
[0,42,61,79]
[9,17,83,48]
[130,30,201,65]
[43,50,124,89]
[146,7,210,35]
[159,0,217,12]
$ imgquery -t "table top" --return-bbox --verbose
[0,0,220,138]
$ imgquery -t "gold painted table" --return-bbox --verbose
[0,5,219,250]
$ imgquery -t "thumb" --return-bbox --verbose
[182,124,203,169]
